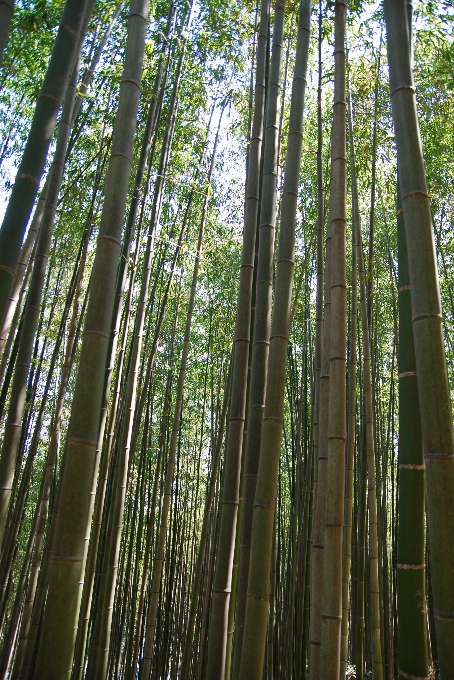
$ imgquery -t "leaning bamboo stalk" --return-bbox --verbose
[9,229,91,680]
[71,30,171,678]
[384,0,454,673]
[0,0,89,328]
[0,185,46,364]
[31,3,150,676]
[0,238,35,392]
[237,2,311,677]
[0,21,94,545]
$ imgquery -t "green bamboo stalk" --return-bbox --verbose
[31,3,150,676]
[0,184,46,364]
[396,178,429,680]
[180,356,231,680]
[237,2,311,677]
[309,5,330,672]
[319,2,347,676]
[0,35,90,546]
[204,1,270,675]
[0,0,14,66]
[141,100,222,680]
[384,0,454,673]
[340,108,358,678]
[231,0,285,668]
[349,112,383,679]
[0,0,89,329]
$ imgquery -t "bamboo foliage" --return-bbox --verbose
[0,2,453,679]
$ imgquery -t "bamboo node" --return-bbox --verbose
[398,670,429,680]
[61,23,78,37]
[222,500,239,506]
[254,503,274,510]
[398,371,417,379]
[397,563,425,570]
[16,173,39,185]
[310,639,321,646]
[398,285,410,292]
[97,234,122,248]
[401,189,429,201]
[247,592,269,601]
[390,84,415,97]
[412,313,442,323]
[322,613,342,620]
[38,93,60,106]
[83,329,109,340]
[425,453,454,460]
[110,151,132,163]
[399,464,425,471]
[434,608,454,619]
[121,78,141,90]
[263,416,284,424]
[66,436,97,448]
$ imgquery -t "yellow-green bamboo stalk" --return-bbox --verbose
[319,2,347,676]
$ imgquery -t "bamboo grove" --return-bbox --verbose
[0,0,453,677]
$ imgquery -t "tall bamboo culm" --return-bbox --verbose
[204,1,270,676]
[238,1,311,677]
[0,0,89,328]
[32,3,150,676]
[319,2,347,677]
[348,96,384,680]
[340,91,357,677]
[384,0,454,673]
[396,180,429,680]
[231,0,285,671]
